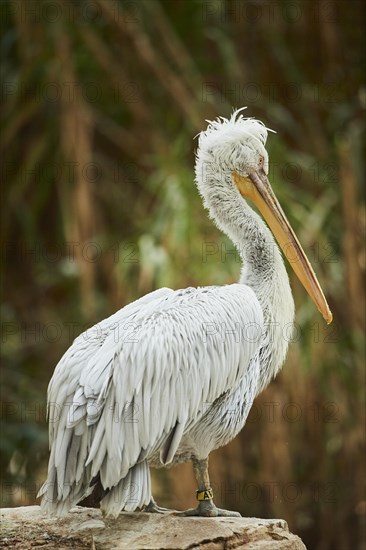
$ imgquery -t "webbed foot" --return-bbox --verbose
[174,500,241,517]
[144,497,176,514]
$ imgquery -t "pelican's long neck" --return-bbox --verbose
[197,163,295,390]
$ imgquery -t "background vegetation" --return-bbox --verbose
[1,1,365,548]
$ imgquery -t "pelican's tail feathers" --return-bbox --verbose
[100,460,151,517]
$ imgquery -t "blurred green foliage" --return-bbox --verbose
[1,1,365,548]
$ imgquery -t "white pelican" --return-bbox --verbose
[38,108,332,518]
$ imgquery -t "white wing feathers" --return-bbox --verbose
[39,284,263,516]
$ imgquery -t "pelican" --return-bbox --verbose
[38,108,332,518]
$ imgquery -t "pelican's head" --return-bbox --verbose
[196,107,271,179]
[195,108,332,324]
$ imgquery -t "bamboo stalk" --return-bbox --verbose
[142,0,204,97]
[79,26,151,126]
[53,18,97,320]
[338,137,365,332]
[96,0,202,130]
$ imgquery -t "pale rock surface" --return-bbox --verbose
[0,505,307,549]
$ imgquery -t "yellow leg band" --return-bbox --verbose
[196,488,214,501]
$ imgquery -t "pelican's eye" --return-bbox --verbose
[258,156,264,167]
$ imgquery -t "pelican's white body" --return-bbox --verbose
[39,110,295,516]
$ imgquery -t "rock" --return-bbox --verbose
[73,518,106,532]
[0,506,307,549]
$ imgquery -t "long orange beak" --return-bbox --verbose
[233,171,333,324]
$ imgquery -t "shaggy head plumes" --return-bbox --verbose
[195,107,274,181]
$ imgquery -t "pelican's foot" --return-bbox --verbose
[143,497,176,514]
[175,500,241,517]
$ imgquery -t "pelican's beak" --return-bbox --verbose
[233,171,333,324]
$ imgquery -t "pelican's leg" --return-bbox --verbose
[175,457,241,517]
[143,497,176,514]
